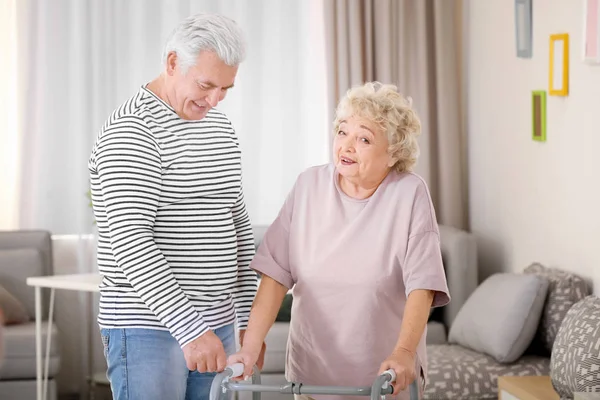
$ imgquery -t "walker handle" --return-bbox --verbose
[226,363,245,378]
[380,369,419,400]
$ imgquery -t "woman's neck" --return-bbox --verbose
[338,173,388,200]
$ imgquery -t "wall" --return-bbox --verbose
[467,0,600,294]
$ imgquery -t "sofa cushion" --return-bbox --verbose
[0,321,60,379]
[550,295,600,397]
[524,263,590,354]
[0,248,44,318]
[448,273,549,363]
[0,283,30,324]
[425,344,550,400]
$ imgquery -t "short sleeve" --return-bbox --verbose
[402,180,450,307]
[249,183,296,289]
[402,231,450,307]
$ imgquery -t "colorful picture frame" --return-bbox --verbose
[515,0,533,58]
[532,90,547,142]
[583,0,600,63]
[549,33,569,96]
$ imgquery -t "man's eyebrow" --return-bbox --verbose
[197,80,235,90]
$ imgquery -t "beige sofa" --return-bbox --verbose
[0,230,59,400]
[240,224,479,400]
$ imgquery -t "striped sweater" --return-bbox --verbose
[88,86,258,347]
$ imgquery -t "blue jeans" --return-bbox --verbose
[100,324,236,400]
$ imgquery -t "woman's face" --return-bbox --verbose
[333,115,394,188]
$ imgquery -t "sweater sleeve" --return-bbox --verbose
[94,116,210,347]
[230,189,258,330]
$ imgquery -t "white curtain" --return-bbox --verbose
[6,0,329,395]
[9,0,329,235]
[0,0,19,229]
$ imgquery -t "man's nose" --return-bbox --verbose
[206,89,220,108]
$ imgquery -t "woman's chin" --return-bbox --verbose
[336,164,358,179]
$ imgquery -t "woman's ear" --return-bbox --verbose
[387,150,399,168]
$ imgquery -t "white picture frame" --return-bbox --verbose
[583,0,600,63]
[515,0,533,58]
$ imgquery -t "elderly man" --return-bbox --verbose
[88,13,261,400]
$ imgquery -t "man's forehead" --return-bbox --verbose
[195,78,235,90]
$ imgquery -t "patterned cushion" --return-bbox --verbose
[524,263,590,353]
[550,295,600,398]
[425,344,550,400]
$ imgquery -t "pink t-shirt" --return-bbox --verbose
[250,164,450,400]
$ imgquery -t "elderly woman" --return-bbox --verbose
[229,82,450,400]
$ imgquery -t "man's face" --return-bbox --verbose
[166,50,238,120]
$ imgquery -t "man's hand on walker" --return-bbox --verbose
[378,347,417,392]
[183,330,227,373]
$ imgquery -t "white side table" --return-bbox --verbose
[26,273,103,400]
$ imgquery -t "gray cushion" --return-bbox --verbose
[550,295,600,398]
[0,248,44,318]
[448,273,549,363]
[524,263,590,354]
[0,321,60,379]
[425,344,550,400]
[0,283,30,324]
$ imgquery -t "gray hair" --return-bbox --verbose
[161,13,246,73]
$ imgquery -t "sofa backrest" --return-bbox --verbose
[438,224,478,329]
[0,230,53,319]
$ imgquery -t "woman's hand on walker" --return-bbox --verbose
[378,347,417,392]
[227,344,264,380]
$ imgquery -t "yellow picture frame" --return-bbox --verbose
[549,33,569,96]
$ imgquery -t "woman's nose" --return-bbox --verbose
[341,138,355,152]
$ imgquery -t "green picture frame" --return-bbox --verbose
[532,90,547,142]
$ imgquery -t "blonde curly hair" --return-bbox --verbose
[333,82,422,173]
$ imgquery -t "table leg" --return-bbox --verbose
[43,288,55,400]
[88,291,94,400]
[35,286,42,400]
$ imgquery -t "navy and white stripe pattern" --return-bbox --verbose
[88,86,258,347]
